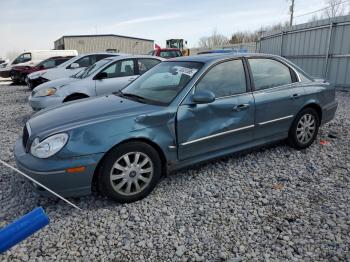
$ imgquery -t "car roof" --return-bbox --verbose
[102,55,166,62]
[76,52,128,57]
[168,53,280,63]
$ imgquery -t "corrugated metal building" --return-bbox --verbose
[54,34,154,55]
[259,15,350,89]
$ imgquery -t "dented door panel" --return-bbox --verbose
[177,93,255,160]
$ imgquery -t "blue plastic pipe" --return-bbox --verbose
[0,207,49,253]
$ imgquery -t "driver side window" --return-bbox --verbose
[196,59,247,98]
[101,59,135,79]
[13,53,31,64]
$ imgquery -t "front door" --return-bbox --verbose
[247,58,305,140]
[177,59,255,160]
[95,59,138,96]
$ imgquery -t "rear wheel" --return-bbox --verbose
[288,107,319,149]
[98,142,162,203]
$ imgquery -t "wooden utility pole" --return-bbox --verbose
[289,0,295,26]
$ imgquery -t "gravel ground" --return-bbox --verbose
[0,80,349,261]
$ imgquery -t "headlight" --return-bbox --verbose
[33,87,57,97]
[30,133,68,158]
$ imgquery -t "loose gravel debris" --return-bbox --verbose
[0,82,349,261]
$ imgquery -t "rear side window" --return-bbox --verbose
[196,60,247,98]
[249,59,292,91]
[138,59,161,74]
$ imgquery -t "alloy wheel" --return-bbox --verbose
[110,152,153,196]
[296,113,316,144]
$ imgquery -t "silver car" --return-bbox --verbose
[28,55,164,110]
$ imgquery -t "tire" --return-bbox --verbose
[98,142,162,203]
[63,94,88,102]
[288,107,320,149]
[10,71,20,85]
[20,73,26,84]
[28,82,34,90]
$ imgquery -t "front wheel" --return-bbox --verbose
[98,142,162,203]
[288,107,320,149]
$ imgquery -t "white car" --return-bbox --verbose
[0,57,10,68]
[28,55,164,111]
[0,50,77,78]
[26,52,124,89]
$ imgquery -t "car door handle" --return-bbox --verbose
[291,93,301,99]
[233,104,250,112]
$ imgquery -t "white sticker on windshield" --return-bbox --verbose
[173,66,198,77]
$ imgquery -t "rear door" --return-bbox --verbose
[177,59,255,160]
[247,57,305,140]
[95,58,137,95]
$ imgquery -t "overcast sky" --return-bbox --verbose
[0,0,327,57]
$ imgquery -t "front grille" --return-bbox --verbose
[22,124,29,148]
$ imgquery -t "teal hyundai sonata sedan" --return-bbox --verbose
[14,53,338,203]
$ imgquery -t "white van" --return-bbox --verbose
[0,50,78,78]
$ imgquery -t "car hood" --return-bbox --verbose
[33,77,80,92]
[28,95,161,137]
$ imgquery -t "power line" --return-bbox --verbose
[294,0,350,18]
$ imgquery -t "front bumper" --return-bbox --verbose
[14,138,104,197]
[28,93,64,111]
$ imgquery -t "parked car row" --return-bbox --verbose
[29,55,163,110]
[14,53,337,203]
[25,52,124,89]
[0,50,78,79]
[10,56,74,84]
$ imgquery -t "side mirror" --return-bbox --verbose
[70,62,80,69]
[191,90,215,104]
[39,65,45,70]
[94,72,108,80]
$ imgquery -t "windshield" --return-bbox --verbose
[121,61,203,105]
[70,68,86,78]
[74,59,112,79]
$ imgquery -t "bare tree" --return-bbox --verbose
[198,29,229,49]
[323,0,346,18]
[308,14,320,22]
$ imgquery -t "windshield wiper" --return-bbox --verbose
[114,91,165,106]
[114,91,147,104]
